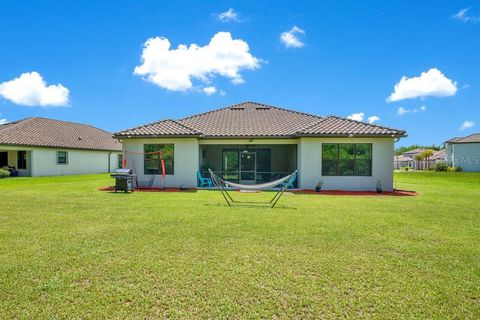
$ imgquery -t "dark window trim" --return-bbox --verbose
[143,144,175,175]
[17,151,27,169]
[56,151,68,165]
[322,143,372,176]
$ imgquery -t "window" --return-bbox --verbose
[57,151,68,165]
[0,152,7,167]
[118,154,123,169]
[144,144,174,175]
[322,143,372,176]
[17,151,27,169]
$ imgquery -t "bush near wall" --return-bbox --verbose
[435,162,448,172]
[0,169,11,178]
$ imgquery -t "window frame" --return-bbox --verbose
[118,154,123,169]
[143,144,174,175]
[17,151,27,169]
[322,143,372,176]
[56,151,68,165]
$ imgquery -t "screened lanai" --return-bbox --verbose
[199,144,297,186]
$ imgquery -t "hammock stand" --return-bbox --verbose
[208,169,298,208]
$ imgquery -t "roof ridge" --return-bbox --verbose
[295,117,327,133]
[2,116,116,135]
[169,119,202,134]
[32,116,115,134]
[179,101,323,122]
[0,117,36,134]
[114,118,174,135]
[326,115,406,134]
[114,118,202,136]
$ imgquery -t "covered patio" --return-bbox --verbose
[0,146,31,176]
[199,144,297,187]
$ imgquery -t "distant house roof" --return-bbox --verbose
[394,155,412,162]
[115,102,406,138]
[402,148,426,156]
[446,133,480,144]
[0,117,121,152]
[431,149,446,160]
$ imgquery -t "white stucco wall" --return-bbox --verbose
[448,143,480,172]
[31,149,121,176]
[121,138,199,188]
[119,137,396,190]
[297,137,395,191]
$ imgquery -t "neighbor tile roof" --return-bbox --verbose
[0,117,121,151]
[431,149,446,160]
[446,133,480,144]
[114,102,406,138]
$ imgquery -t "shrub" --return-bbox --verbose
[435,162,448,172]
[0,169,11,178]
[447,166,462,172]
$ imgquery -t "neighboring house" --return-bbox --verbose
[445,133,480,172]
[0,117,122,176]
[393,148,445,170]
[431,149,446,164]
[114,102,406,191]
[393,154,413,169]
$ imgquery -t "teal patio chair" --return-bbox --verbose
[197,171,214,187]
[278,174,296,189]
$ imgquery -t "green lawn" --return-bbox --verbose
[0,172,479,318]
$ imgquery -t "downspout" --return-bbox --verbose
[108,152,112,173]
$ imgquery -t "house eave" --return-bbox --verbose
[113,134,202,140]
[0,142,122,152]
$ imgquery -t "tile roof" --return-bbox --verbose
[114,102,406,138]
[0,117,121,151]
[114,119,201,137]
[403,148,427,155]
[431,149,446,160]
[298,116,405,137]
[446,133,480,144]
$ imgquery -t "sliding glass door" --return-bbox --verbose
[222,149,239,181]
[240,150,255,183]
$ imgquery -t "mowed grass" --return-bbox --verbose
[0,172,479,318]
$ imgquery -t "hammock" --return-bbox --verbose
[223,174,294,190]
[208,169,297,208]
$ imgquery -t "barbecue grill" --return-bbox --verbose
[110,168,136,192]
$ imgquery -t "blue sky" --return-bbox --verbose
[0,0,478,146]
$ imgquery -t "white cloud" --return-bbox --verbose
[202,86,217,95]
[280,26,305,48]
[451,8,480,22]
[387,68,457,102]
[367,115,380,124]
[396,105,427,116]
[217,8,239,22]
[347,112,364,121]
[0,72,69,107]
[460,120,475,131]
[133,32,261,93]
[0,114,7,124]
[347,112,381,124]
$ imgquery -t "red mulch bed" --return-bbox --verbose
[293,189,417,196]
[97,186,196,192]
[98,186,416,196]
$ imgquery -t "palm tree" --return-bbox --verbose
[418,150,434,170]
[414,153,423,170]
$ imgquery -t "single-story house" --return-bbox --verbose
[0,117,122,176]
[394,148,446,170]
[445,133,480,172]
[114,102,406,191]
